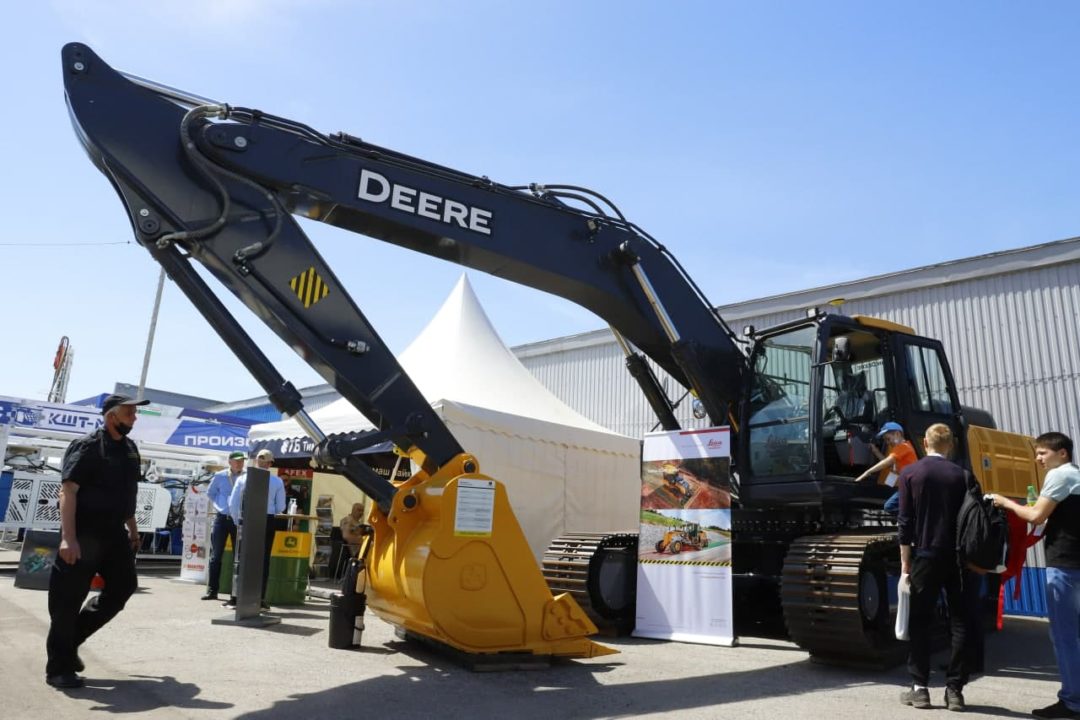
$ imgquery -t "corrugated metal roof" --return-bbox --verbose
[516,241,1080,443]
[514,234,1080,358]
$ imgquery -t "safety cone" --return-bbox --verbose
[90,574,105,591]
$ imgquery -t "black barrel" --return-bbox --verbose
[329,557,369,649]
[328,592,358,649]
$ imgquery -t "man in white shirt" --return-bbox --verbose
[227,449,286,609]
[992,432,1080,719]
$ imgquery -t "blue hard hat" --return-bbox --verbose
[876,421,904,438]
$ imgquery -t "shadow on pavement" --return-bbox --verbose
[259,623,322,638]
[229,612,1060,719]
[233,661,817,720]
[959,703,1031,718]
[982,617,1060,682]
[266,609,331,620]
[70,674,231,714]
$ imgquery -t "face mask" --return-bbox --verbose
[114,421,133,437]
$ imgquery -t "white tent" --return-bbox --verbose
[249,275,641,559]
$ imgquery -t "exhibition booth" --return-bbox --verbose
[248,275,642,561]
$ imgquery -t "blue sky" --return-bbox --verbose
[3,1,1080,405]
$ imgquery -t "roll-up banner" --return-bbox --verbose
[633,427,735,646]
[180,486,211,583]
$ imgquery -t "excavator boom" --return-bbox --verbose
[61,43,641,661]
[62,45,746,436]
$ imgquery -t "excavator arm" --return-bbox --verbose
[62,45,745,440]
[61,43,746,660]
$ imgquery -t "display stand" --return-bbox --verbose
[211,467,280,628]
[312,495,334,578]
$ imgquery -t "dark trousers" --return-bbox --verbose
[46,531,137,675]
[206,513,236,595]
[907,554,971,689]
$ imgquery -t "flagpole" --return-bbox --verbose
[137,268,166,401]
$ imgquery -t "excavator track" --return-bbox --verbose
[781,532,905,668]
[542,532,638,634]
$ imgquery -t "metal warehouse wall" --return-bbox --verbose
[515,239,1080,443]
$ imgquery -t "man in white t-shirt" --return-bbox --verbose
[993,432,1080,719]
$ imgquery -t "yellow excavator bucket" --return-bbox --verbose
[360,452,616,660]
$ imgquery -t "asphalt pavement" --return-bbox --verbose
[0,565,1063,720]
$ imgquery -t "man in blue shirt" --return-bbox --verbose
[993,432,1080,719]
[227,448,286,609]
[201,450,246,601]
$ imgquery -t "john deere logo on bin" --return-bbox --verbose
[284,536,298,549]
[289,267,329,308]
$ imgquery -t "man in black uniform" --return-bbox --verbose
[45,394,147,689]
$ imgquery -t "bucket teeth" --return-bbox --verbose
[543,592,597,640]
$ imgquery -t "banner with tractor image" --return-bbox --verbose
[633,427,734,646]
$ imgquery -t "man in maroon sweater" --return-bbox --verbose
[897,422,972,711]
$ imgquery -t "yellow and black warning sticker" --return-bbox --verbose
[638,559,732,567]
[289,267,330,308]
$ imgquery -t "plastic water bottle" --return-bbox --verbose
[1027,484,1045,537]
[287,498,298,515]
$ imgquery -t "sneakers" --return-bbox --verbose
[1032,700,1080,719]
[945,687,965,712]
[46,672,85,689]
[200,591,218,601]
[901,686,932,709]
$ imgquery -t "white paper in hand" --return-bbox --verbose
[895,573,911,641]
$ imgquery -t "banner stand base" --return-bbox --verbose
[210,613,281,629]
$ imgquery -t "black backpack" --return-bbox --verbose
[956,474,1010,574]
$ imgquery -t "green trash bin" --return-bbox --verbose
[265,530,312,605]
[218,536,234,596]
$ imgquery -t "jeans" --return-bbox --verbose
[907,554,972,689]
[1046,566,1080,711]
[207,513,236,595]
[46,531,137,675]
[884,491,900,515]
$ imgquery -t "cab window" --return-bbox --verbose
[905,345,954,415]
[820,329,888,478]
[821,330,888,427]
[746,325,814,477]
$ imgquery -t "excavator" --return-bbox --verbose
[60,44,1041,667]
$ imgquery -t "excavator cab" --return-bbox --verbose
[738,312,967,509]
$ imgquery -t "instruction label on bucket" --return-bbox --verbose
[454,479,495,537]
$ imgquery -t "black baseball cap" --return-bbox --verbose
[101,394,150,415]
